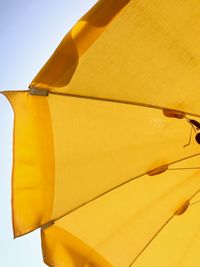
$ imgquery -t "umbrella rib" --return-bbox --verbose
[52,172,146,222]
[52,152,200,223]
[2,90,200,118]
[168,167,200,170]
[48,91,200,118]
[190,200,200,206]
[128,186,200,267]
[169,152,200,165]
[1,90,200,118]
[128,214,175,267]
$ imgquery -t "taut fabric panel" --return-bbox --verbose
[41,157,200,266]
[4,90,200,238]
[30,0,130,90]
[30,0,200,115]
[47,93,200,221]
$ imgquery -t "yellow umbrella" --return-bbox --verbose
[2,0,200,266]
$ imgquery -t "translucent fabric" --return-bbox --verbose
[2,90,200,267]
[42,196,200,267]
[2,0,200,266]
[30,0,200,115]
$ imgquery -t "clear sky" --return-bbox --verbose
[0,1,97,266]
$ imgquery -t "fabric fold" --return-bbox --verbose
[2,91,55,237]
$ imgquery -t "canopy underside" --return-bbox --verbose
[2,90,200,267]
[2,0,200,266]
[30,0,200,115]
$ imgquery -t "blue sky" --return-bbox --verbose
[0,1,97,266]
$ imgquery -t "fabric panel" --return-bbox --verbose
[2,91,55,237]
[30,0,200,115]
[42,225,112,267]
[42,159,200,266]
[30,0,130,89]
[47,93,200,220]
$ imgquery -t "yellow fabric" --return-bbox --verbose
[3,0,200,266]
[42,191,200,267]
[30,0,130,89]
[2,91,55,237]
[41,226,112,267]
[48,94,200,221]
[30,0,200,115]
[41,156,200,266]
[133,203,200,267]
[4,89,200,267]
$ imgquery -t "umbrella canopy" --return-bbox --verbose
[2,0,200,266]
